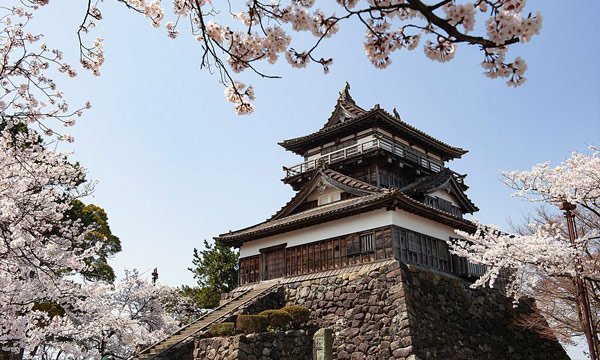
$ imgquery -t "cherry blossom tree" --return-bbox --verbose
[0,10,94,345]
[506,206,600,344]
[16,0,543,114]
[49,271,187,360]
[451,147,600,346]
[0,6,191,358]
[0,130,190,357]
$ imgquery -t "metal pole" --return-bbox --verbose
[560,202,598,360]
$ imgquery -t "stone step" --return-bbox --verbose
[131,282,279,360]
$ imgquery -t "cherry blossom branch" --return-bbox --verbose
[11,0,543,114]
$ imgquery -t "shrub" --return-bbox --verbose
[258,309,293,331]
[236,315,268,334]
[209,322,235,337]
[281,305,310,329]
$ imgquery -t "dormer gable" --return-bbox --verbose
[270,168,380,221]
[401,169,478,214]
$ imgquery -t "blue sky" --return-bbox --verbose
[29,0,598,292]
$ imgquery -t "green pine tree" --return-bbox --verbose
[184,240,239,309]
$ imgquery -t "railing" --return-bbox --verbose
[283,137,443,178]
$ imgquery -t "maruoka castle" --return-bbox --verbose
[218,82,481,285]
[133,85,569,360]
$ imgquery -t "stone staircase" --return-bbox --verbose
[131,280,280,360]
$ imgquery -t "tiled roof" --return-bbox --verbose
[401,169,455,193]
[269,168,380,221]
[219,192,390,242]
[401,169,478,213]
[216,189,475,245]
[322,168,380,192]
[279,107,466,160]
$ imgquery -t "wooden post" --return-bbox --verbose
[560,201,598,360]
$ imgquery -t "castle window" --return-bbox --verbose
[424,196,463,218]
[318,192,341,206]
[424,196,437,208]
[437,198,453,213]
[360,233,374,252]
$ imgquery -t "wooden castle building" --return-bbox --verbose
[135,85,569,360]
[216,84,485,286]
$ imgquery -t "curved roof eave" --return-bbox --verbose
[279,109,467,161]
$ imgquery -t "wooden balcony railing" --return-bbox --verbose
[283,137,443,178]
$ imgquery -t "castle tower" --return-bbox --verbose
[216,84,482,286]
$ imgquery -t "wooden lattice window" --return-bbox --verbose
[263,248,286,280]
[239,256,259,285]
[360,233,374,253]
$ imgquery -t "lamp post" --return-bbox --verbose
[560,201,598,360]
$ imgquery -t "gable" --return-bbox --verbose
[324,105,359,128]
[429,189,460,207]
[270,170,380,221]
[400,170,478,214]
[423,178,478,214]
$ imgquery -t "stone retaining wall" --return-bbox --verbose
[284,262,409,359]
[283,261,569,360]
[193,330,312,360]
[185,261,569,360]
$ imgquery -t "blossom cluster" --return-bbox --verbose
[0,127,90,354]
[501,147,600,207]
[444,2,475,33]
[1,6,86,140]
[482,48,528,86]
[197,0,540,113]
[363,20,420,69]
[13,0,544,114]
[485,8,542,46]
[423,37,455,63]
[69,271,186,359]
[454,220,579,299]
[125,0,164,27]
[224,82,256,115]
[450,147,600,303]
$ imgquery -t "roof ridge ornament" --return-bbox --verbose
[393,107,401,120]
[338,82,355,104]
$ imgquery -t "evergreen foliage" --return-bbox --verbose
[209,322,236,337]
[185,240,239,308]
[258,309,293,331]
[281,305,311,328]
[65,200,122,283]
[236,315,268,334]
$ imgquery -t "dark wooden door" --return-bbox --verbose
[263,248,286,280]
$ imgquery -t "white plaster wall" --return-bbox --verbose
[428,153,442,161]
[390,209,460,240]
[411,145,426,155]
[430,189,459,207]
[239,209,393,257]
[239,207,463,257]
